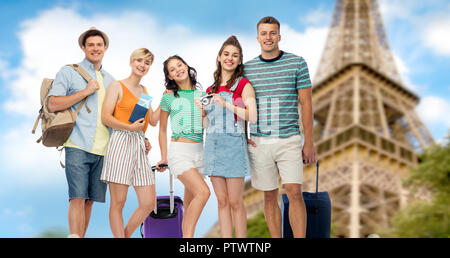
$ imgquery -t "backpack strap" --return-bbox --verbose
[33,64,92,136]
[56,63,94,168]
[32,107,43,134]
[67,64,93,114]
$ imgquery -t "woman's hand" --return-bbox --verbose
[144,137,151,155]
[156,159,169,172]
[211,93,226,107]
[129,118,145,132]
[194,98,205,114]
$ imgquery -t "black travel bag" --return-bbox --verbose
[281,161,331,238]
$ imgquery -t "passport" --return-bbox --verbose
[128,93,153,123]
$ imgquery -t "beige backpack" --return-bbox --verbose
[32,64,92,148]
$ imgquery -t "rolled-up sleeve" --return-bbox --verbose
[48,66,72,97]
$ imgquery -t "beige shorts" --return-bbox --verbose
[167,141,204,178]
[248,134,303,191]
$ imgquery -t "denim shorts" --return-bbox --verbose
[65,147,107,203]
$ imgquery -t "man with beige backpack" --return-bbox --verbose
[46,27,115,238]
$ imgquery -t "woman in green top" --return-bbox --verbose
[156,55,210,238]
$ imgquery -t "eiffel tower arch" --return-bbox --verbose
[205,0,434,238]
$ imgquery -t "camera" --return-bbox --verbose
[199,93,213,106]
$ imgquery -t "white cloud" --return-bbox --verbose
[392,53,427,92]
[423,18,450,56]
[0,7,327,186]
[417,96,450,127]
[379,0,418,23]
[280,25,328,79]
[0,124,67,185]
[379,0,450,57]
[299,7,331,27]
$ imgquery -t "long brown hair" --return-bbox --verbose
[211,35,244,93]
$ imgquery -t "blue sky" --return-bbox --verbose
[0,0,449,238]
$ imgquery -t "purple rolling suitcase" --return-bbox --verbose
[141,165,184,238]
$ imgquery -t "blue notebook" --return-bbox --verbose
[128,93,153,123]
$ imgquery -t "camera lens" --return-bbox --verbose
[201,98,209,105]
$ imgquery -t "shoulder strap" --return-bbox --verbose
[236,78,247,95]
[230,77,246,122]
[67,64,92,114]
[141,84,148,94]
[68,64,93,82]
[230,77,243,93]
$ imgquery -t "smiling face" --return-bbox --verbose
[166,58,189,83]
[218,45,241,73]
[131,57,152,77]
[257,23,281,55]
[81,35,107,65]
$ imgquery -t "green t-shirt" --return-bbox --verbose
[160,89,204,142]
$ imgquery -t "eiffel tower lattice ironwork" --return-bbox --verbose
[205,0,434,238]
[306,0,434,237]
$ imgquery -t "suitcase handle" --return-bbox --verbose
[151,164,175,215]
[314,161,320,213]
[151,164,168,171]
[150,206,178,219]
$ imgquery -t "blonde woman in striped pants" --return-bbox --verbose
[100,48,161,237]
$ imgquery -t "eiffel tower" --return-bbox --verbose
[205,0,434,238]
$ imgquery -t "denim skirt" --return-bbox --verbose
[203,132,250,178]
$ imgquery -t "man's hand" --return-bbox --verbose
[247,138,257,147]
[302,141,318,165]
[144,138,151,155]
[84,79,100,96]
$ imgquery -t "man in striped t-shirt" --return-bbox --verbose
[244,16,317,238]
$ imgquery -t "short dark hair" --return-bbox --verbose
[81,29,107,47]
[257,16,280,31]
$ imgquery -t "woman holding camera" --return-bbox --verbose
[195,36,257,238]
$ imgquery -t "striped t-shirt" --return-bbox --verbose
[160,89,204,142]
[244,51,312,138]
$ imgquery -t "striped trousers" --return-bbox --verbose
[101,129,154,186]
